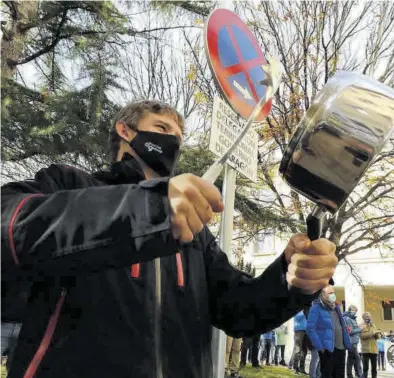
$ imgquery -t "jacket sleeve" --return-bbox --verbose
[203,231,319,338]
[1,168,177,277]
[360,326,375,339]
[344,317,360,335]
[350,323,362,336]
[306,305,323,350]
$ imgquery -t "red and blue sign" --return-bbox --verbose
[205,9,272,121]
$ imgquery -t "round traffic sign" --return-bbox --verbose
[205,9,272,121]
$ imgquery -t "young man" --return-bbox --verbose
[306,286,352,378]
[1,100,338,378]
[343,305,363,378]
[360,313,379,378]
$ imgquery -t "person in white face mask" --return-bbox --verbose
[306,286,352,378]
[343,305,363,378]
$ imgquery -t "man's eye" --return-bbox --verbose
[156,124,166,131]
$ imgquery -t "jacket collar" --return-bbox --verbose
[93,153,146,185]
[343,311,356,319]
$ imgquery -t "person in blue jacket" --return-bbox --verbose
[289,310,309,374]
[343,305,363,378]
[306,285,352,378]
[260,331,275,366]
[377,334,387,371]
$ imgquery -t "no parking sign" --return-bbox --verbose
[205,8,272,121]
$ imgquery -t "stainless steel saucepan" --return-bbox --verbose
[279,71,394,241]
[280,71,394,292]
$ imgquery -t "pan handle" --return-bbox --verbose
[306,212,322,241]
[288,206,333,294]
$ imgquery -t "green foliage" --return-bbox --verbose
[1,0,127,171]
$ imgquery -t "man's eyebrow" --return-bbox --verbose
[155,120,171,127]
[154,119,182,140]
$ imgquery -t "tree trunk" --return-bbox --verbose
[1,1,38,79]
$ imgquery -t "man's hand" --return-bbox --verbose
[169,174,224,243]
[285,233,337,295]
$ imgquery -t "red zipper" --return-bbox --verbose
[23,289,66,378]
[176,252,184,287]
[8,194,44,265]
[130,263,140,278]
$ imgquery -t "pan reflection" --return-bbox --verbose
[279,71,394,215]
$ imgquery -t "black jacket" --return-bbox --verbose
[1,155,317,378]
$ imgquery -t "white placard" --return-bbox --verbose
[209,96,259,182]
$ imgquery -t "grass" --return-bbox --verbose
[240,364,297,378]
[0,363,298,378]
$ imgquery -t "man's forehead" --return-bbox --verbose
[149,112,179,126]
[146,113,183,137]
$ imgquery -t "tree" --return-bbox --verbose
[174,1,394,265]
[1,1,199,177]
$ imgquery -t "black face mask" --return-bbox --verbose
[129,130,181,177]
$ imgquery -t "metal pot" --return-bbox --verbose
[279,71,394,216]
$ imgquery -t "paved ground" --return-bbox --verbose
[378,371,394,378]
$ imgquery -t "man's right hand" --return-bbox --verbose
[169,174,224,243]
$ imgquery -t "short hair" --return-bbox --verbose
[109,100,185,162]
[348,305,358,312]
[322,285,333,293]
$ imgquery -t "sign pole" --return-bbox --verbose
[204,5,280,378]
[212,164,237,378]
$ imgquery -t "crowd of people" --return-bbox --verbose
[225,286,393,378]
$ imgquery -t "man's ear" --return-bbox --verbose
[115,121,136,142]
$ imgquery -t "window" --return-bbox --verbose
[254,233,276,255]
[382,300,394,321]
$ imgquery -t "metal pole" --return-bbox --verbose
[211,1,235,376]
[211,164,237,378]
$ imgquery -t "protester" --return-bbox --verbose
[360,312,379,378]
[307,301,321,378]
[290,310,309,374]
[343,305,363,378]
[309,347,321,378]
[274,324,288,366]
[225,336,243,378]
[270,331,276,364]
[240,335,260,369]
[260,331,275,366]
[306,285,352,378]
[1,100,338,378]
[377,333,387,371]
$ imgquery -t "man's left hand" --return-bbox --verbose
[284,233,338,295]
